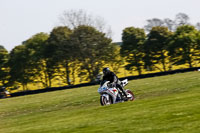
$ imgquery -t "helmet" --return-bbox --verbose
[1,86,5,89]
[103,67,110,75]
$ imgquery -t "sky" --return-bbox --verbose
[0,0,200,51]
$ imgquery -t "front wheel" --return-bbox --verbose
[100,95,113,106]
[126,90,135,101]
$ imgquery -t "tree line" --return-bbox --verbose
[0,11,200,90]
[0,25,118,90]
[0,10,119,90]
[121,13,200,75]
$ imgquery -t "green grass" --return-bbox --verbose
[0,71,200,133]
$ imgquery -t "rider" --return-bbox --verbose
[102,67,128,100]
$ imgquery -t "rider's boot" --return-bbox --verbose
[122,91,128,101]
[118,85,128,101]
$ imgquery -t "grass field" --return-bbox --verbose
[0,71,200,133]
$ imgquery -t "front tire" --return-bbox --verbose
[100,95,113,106]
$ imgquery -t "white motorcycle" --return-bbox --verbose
[98,79,135,106]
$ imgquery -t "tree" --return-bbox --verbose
[8,33,52,89]
[195,31,200,64]
[144,26,172,71]
[46,26,74,85]
[70,25,112,81]
[59,9,112,39]
[22,33,53,88]
[8,45,34,90]
[168,25,199,68]
[163,18,176,31]
[144,18,164,32]
[121,27,146,75]
[145,13,191,32]
[196,22,200,31]
[107,43,124,75]
[175,13,190,26]
[58,10,114,83]
[0,45,9,86]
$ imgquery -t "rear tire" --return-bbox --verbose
[126,90,135,101]
[100,95,113,106]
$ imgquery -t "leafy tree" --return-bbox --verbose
[46,26,73,85]
[195,31,200,63]
[70,25,112,81]
[22,33,53,87]
[8,45,34,90]
[168,25,199,68]
[0,45,9,86]
[121,27,146,75]
[144,26,172,71]
[8,33,51,89]
[107,43,124,75]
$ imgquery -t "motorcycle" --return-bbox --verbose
[98,79,135,106]
[0,87,11,99]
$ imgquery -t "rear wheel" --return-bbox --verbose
[100,95,113,106]
[126,90,135,101]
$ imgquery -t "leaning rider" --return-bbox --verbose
[102,67,127,100]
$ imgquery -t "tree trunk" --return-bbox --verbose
[187,52,193,68]
[44,70,48,87]
[162,57,166,71]
[137,66,142,75]
[161,51,166,72]
[65,61,71,85]
[48,77,52,87]
[188,60,193,68]
[71,64,76,85]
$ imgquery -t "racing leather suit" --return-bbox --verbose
[102,71,127,98]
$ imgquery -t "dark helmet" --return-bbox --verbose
[1,86,5,89]
[103,67,110,75]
